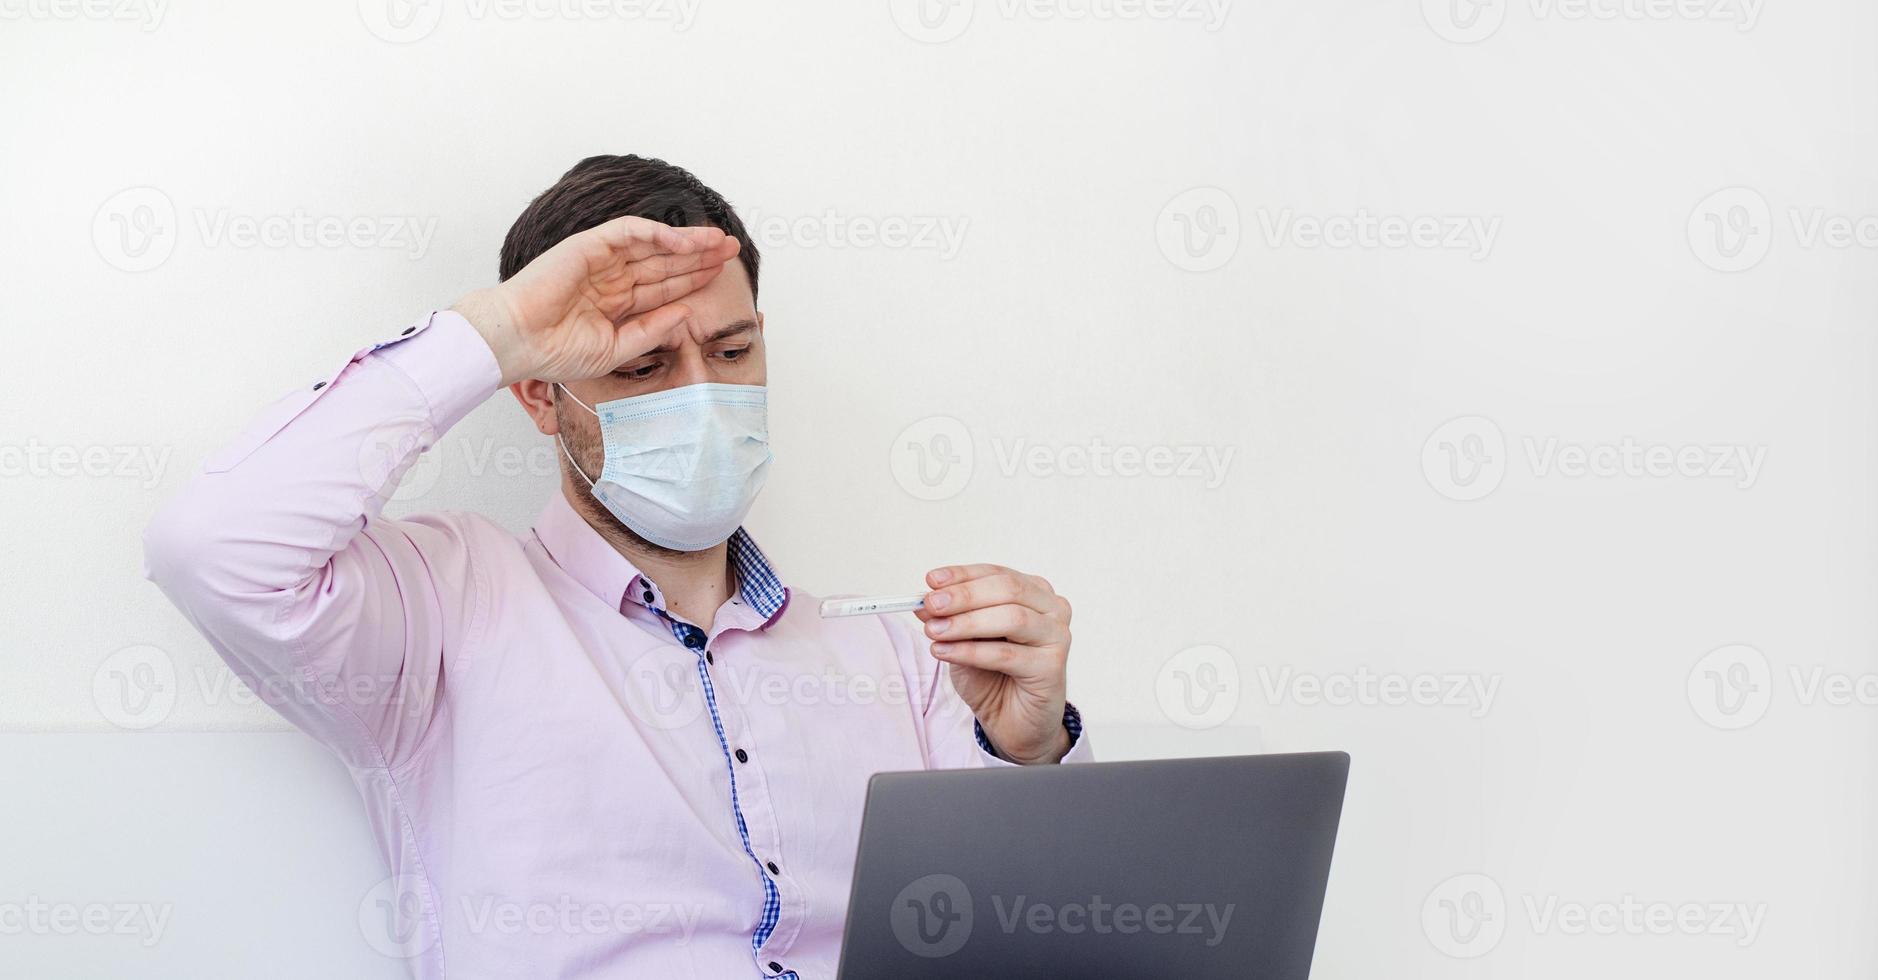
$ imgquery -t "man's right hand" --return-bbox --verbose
[452,217,741,387]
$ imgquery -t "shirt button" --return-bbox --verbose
[734,749,748,763]
[767,963,783,974]
[311,381,326,391]
[401,326,416,336]
[705,651,715,665]
[766,861,780,875]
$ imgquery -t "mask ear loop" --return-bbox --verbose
[556,382,599,415]
[555,383,599,488]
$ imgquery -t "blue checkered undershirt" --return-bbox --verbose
[633,529,1081,979]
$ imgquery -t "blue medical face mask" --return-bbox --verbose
[556,382,772,553]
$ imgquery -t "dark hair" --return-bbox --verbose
[498,154,760,301]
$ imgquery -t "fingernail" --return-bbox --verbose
[926,592,951,613]
[930,568,953,586]
[931,643,952,656]
[927,618,950,636]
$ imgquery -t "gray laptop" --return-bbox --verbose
[836,751,1350,979]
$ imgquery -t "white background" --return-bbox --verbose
[3,0,1874,976]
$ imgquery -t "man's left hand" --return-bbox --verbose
[916,563,1073,765]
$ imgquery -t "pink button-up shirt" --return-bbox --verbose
[142,310,1091,979]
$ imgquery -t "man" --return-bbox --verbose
[142,154,1089,979]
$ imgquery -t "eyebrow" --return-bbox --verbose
[645,318,757,355]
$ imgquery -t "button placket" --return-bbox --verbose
[710,640,801,959]
[680,630,794,969]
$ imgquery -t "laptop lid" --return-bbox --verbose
[836,751,1350,979]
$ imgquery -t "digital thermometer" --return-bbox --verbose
[818,593,929,618]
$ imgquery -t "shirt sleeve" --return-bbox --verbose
[141,310,502,770]
[881,612,1094,769]
[973,705,1086,764]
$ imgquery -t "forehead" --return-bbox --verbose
[677,259,755,333]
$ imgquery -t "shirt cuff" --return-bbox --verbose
[975,703,1089,766]
[371,309,504,435]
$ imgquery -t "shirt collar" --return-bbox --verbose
[532,492,790,628]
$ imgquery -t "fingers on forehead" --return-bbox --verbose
[598,217,727,252]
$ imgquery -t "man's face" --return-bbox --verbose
[516,259,764,554]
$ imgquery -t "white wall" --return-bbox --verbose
[3,0,1874,977]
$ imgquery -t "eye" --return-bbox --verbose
[717,346,750,361]
[614,362,659,380]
